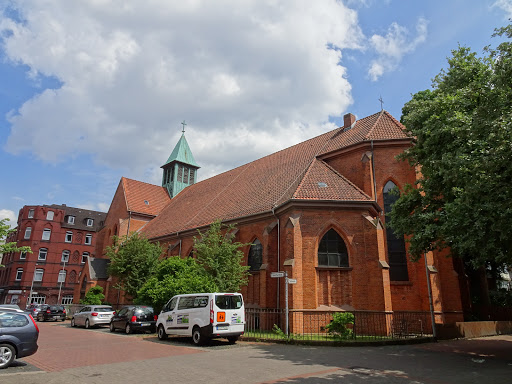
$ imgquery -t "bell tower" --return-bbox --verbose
[161,121,200,198]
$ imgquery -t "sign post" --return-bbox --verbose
[270,271,298,336]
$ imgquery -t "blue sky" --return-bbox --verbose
[1,0,511,226]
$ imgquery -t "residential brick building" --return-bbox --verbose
[0,204,106,308]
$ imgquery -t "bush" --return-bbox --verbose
[325,312,355,339]
[80,286,105,305]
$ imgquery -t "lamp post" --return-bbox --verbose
[28,263,39,307]
[57,258,67,305]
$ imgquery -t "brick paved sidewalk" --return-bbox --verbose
[22,321,203,372]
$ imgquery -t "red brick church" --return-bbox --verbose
[79,111,464,324]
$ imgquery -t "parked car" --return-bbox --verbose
[109,305,156,334]
[26,304,44,318]
[36,305,66,322]
[0,304,21,310]
[71,305,115,329]
[0,307,39,369]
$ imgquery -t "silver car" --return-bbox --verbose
[71,305,115,329]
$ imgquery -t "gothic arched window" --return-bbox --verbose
[318,229,349,267]
[383,181,409,281]
[248,239,263,271]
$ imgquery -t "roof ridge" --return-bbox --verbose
[364,110,385,140]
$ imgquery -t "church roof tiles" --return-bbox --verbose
[122,177,171,216]
[141,110,410,239]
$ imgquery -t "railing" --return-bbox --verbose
[243,308,433,342]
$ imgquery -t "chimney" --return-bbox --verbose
[343,113,356,129]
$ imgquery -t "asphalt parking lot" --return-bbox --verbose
[1,320,511,383]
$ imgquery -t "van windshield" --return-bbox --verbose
[215,295,243,309]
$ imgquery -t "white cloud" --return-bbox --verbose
[1,0,364,182]
[0,209,17,227]
[493,0,512,18]
[368,18,428,81]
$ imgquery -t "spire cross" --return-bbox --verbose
[181,120,187,133]
[378,95,384,110]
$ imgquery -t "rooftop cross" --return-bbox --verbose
[181,120,187,133]
[378,95,384,110]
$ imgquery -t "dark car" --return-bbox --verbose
[0,307,39,369]
[36,305,66,322]
[109,305,156,334]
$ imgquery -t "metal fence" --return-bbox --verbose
[243,308,433,342]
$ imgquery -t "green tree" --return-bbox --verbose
[80,285,105,305]
[0,218,32,267]
[136,256,218,310]
[390,24,512,267]
[106,233,162,299]
[194,220,250,292]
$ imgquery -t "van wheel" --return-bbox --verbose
[192,326,203,346]
[227,336,239,344]
[0,344,15,369]
[157,325,168,340]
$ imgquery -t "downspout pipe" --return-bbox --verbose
[272,207,280,309]
[371,140,377,201]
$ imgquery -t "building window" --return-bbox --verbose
[46,211,54,220]
[24,227,32,239]
[58,270,66,283]
[34,269,44,282]
[20,251,27,260]
[38,248,48,261]
[29,294,45,305]
[67,215,75,224]
[28,209,34,218]
[86,218,94,227]
[248,239,263,271]
[61,250,70,263]
[69,270,77,283]
[61,295,73,305]
[81,252,89,264]
[383,181,409,281]
[318,229,349,267]
[15,268,23,281]
[85,234,92,245]
[190,169,195,184]
[65,231,73,243]
[42,228,51,241]
[184,167,189,184]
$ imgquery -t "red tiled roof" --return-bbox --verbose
[141,110,410,239]
[293,159,371,201]
[122,177,171,216]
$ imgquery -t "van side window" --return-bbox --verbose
[178,296,196,310]
[194,296,209,308]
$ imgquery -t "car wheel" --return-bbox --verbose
[0,344,15,369]
[125,324,132,334]
[227,336,239,344]
[192,326,203,346]
[71,318,76,327]
[109,322,116,332]
[85,319,90,329]
[157,325,168,340]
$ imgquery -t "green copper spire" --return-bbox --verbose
[161,122,200,198]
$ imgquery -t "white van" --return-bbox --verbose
[156,292,245,345]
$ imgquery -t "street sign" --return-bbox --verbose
[288,279,297,284]
[270,272,285,278]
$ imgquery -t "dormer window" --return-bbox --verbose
[28,209,34,218]
[67,215,75,224]
[144,200,149,205]
[86,218,94,227]
[46,211,54,221]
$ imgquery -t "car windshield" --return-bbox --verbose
[215,295,243,309]
[94,307,113,312]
